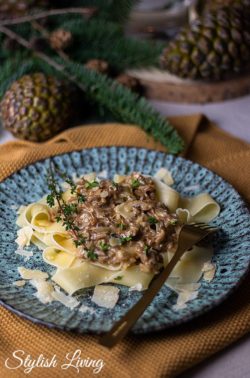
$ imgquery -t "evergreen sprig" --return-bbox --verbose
[60,60,184,153]
[46,162,86,247]
[0,57,184,153]
[0,1,184,154]
[60,0,139,24]
[60,18,164,70]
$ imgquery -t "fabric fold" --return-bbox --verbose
[0,114,249,378]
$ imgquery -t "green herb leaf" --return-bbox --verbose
[99,241,109,252]
[55,215,62,223]
[74,236,86,247]
[169,219,178,226]
[86,250,98,261]
[85,180,99,189]
[116,222,126,230]
[114,276,123,281]
[77,194,85,203]
[120,236,132,244]
[148,216,158,225]
[46,194,55,207]
[144,245,150,255]
[62,203,77,216]
[125,165,130,174]
[131,178,140,189]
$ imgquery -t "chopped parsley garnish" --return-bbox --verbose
[86,250,98,260]
[131,178,140,189]
[55,215,62,222]
[74,236,86,247]
[116,222,126,230]
[120,236,132,244]
[77,194,85,203]
[65,178,77,194]
[47,194,55,207]
[144,245,150,255]
[112,181,118,188]
[114,276,123,281]
[148,216,158,225]
[99,241,109,252]
[125,165,130,174]
[62,203,77,216]
[85,180,99,189]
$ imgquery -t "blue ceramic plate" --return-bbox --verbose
[0,147,249,334]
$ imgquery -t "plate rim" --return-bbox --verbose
[0,145,249,334]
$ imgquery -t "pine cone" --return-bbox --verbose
[203,0,250,12]
[0,73,74,142]
[161,3,250,80]
[84,59,109,74]
[115,74,142,93]
[49,29,72,50]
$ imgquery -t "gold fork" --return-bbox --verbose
[99,222,218,348]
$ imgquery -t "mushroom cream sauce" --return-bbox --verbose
[52,173,179,274]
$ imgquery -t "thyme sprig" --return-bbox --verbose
[46,162,86,247]
[52,165,85,204]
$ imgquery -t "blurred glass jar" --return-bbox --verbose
[126,0,195,40]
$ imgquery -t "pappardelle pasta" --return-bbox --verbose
[16,168,220,304]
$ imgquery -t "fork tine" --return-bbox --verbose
[184,222,218,232]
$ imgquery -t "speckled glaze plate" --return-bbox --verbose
[0,147,249,334]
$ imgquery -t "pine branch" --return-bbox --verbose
[0,25,183,154]
[60,18,164,70]
[62,0,139,23]
[58,60,184,154]
[0,7,96,26]
[0,25,65,73]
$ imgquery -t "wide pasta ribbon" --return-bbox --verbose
[16,172,220,296]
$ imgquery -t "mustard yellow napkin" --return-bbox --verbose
[0,114,249,378]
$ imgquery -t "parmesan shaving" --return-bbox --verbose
[13,280,26,287]
[202,262,216,282]
[203,270,216,282]
[202,262,215,272]
[51,286,80,309]
[129,283,143,292]
[18,267,48,280]
[30,279,54,304]
[15,248,33,260]
[91,285,119,309]
[173,290,199,311]
[154,168,174,186]
[15,226,33,248]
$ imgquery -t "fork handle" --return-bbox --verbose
[99,243,190,348]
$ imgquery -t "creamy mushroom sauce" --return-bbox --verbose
[60,173,179,273]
